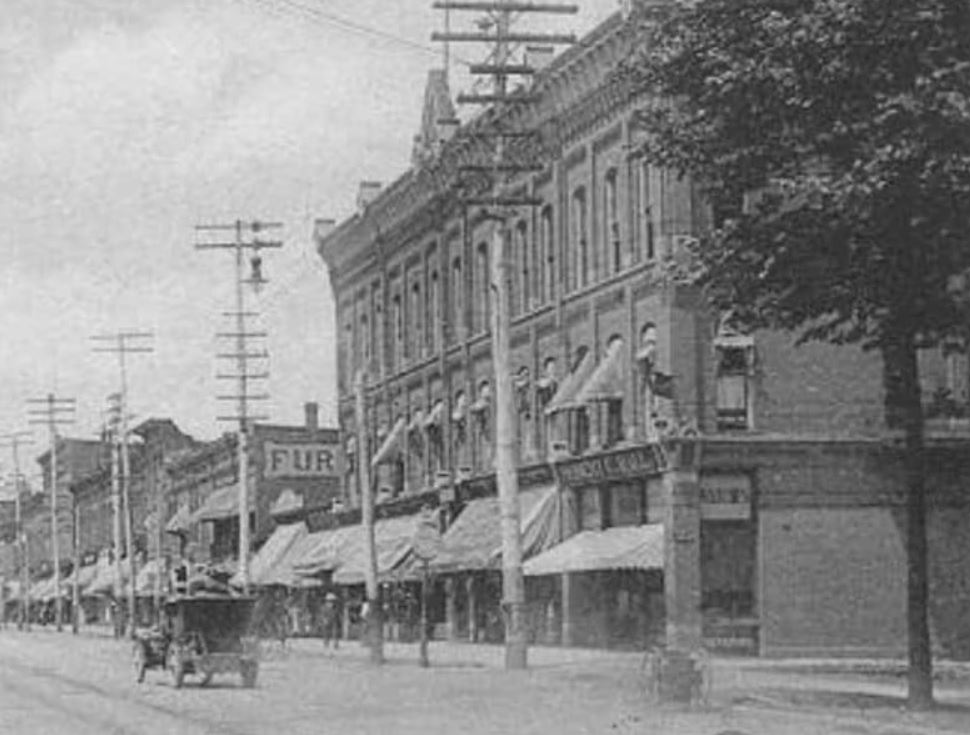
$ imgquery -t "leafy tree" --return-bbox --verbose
[623,0,970,708]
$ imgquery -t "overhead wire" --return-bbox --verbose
[241,0,475,68]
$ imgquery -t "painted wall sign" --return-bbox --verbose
[700,475,752,520]
[264,442,339,478]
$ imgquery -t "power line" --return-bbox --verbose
[243,0,475,67]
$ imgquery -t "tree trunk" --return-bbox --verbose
[884,335,934,709]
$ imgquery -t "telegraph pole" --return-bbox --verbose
[195,220,282,594]
[92,331,153,638]
[27,394,76,632]
[355,370,383,664]
[433,0,576,671]
[1,431,33,631]
[105,403,125,638]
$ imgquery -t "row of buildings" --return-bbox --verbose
[3,3,969,657]
[312,3,970,658]
[0,404,341,625]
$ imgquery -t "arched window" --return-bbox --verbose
[451,257,463,342]
[605,168,621,273]
[571,187,588,290]
[372,284,384,378]
[540,205,554,303]
[429,269,440,353]
[516,220,530,315]
[360,313,370,372]
[392,294,403,370]
[476,242,490,333]
[411,281,422,360]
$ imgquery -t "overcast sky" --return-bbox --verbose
[0,0,619,479]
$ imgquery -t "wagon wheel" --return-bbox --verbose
[132,642,147,684]
[240,660,258,689]
[169,646,185,689]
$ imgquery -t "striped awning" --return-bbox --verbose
[544,351,596,415]
[191,485,254,523]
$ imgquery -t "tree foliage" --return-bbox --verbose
[624,0,970,351]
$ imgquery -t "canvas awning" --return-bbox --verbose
[573,340,625,405]
[165,504,192,534]
[87,558,133,597]
[424,401,444,430]
[371,417,406,467]
[233,522,308,587]
[407,410,425,435]
[126,559,165,598]
[291,524,360,578]
[66,562,99,592]
[544,350,596,415]
[451,394,468,423]
[429,486,559,574]
[31,575,69,602]
[331,513,424,586]
[523,524,664,577]
[191,485,254,523]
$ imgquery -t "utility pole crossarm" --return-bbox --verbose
[195,218,284,595]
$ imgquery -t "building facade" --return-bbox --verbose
[316,7,970,657]
[164,403,342,566]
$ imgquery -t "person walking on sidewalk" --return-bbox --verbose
[320,592,340,652]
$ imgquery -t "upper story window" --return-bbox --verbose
[604,168,621,274]
[410,280,423,361]
[634,160,655,261]
[360,313,370,373]
[571,187,588,290]
[515,220,529,316]
[372,284,384,378]
[715,330,755,431]
[428,269,440,354]
[343,320,353,385]
[540,205,554,303]
[392,294,404,370]
[451,256,463,342]
[476,241,490,333]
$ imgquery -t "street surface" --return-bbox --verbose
[2,628,970,734]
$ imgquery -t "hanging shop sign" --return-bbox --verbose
[700,475,752,521]
[264,442,340,479]
[554,445,664,486]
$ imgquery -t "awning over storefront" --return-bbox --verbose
[66,562,100,593]
[371,417,406,467]
[424,401,444,430]
[331,513,424,586]
[573,339,625,405]
[165,504,192,534]
[234,522,307,587]
[292,524,360,578]
[31,575,69,602]
[430,486,559,574]
[544,351,596,415]
[126,559,165,598]
[87,558,133,597]
[191,485,254,524]
[523,524,664,577]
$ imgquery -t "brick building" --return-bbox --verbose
[313,5,970,658]
[164,403,342,567]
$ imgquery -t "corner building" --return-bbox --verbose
[317,8,970,657]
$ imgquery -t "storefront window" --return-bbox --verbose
[701,521,755,618]
[611,485,643,527]
[579,487,601,531]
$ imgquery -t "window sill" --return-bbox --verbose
[562,259,656,305]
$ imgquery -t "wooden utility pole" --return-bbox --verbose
[195,220,282,594]
[433,0,576,671]
[1,432,33,631]
[107,405,124,638]
[27,394,76,633]
[93,331,154,638]
[355,370,383,664]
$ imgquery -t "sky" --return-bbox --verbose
[0,0,621,483]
